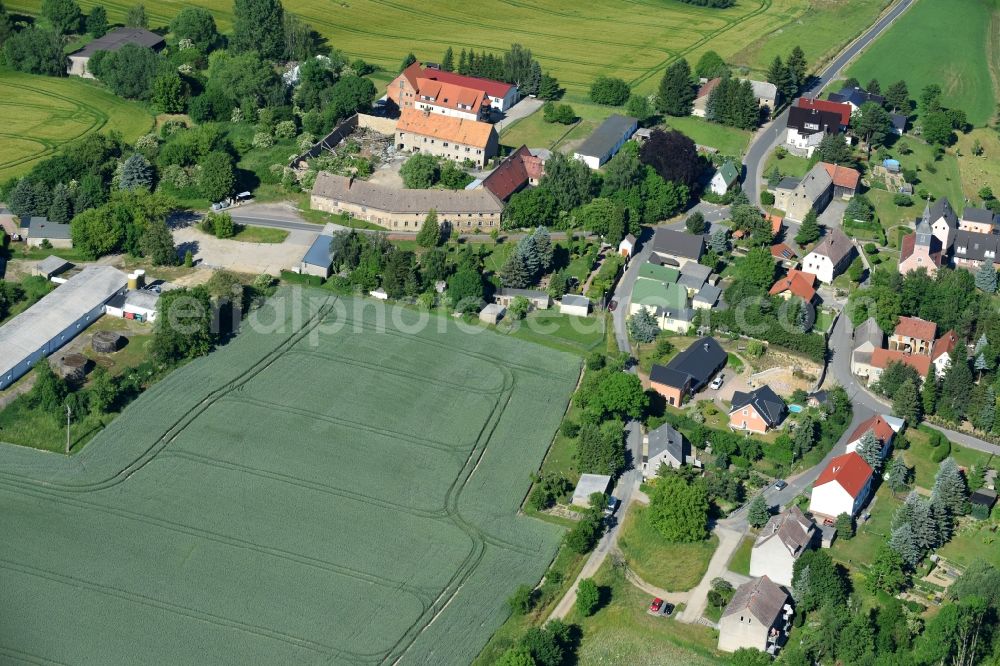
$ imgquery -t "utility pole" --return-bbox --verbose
[65,403,72,455]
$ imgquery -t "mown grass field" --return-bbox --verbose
[0,289,579,664]
[617,504,718,591]
[12,0,889,100]
[0,69,154,181]
[574,560,722,666]
[845,0,999,126]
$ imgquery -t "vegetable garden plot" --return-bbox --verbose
[0,291,578,665]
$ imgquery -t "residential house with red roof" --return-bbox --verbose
[692,77,722,118]
[771,242,798,267]
[809,452,875,519]
[796,97,852,127]
[846,414,897,459]
[868,348,933,384]
[932,330,959,379]
[769,269,817,303]
[729,385,787,434]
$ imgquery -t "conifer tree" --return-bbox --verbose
[932,457,968,516]
[893,377,921,425]
[922,366,938,415]
[499,248,530,288]
[415,210,441,248]
[856,430,884,472]
[440,46,454,72]
[656,58,694,116]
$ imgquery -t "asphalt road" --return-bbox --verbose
[742,0,916,204]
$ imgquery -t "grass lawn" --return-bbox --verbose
[814,308,834,333]
[0,69,154,181]
[617,505,718,592]
[845,0,998,126]
[956,128,1000,202]
[829,484,899,569]
[869,142,963,235]
[573,559,722,666]
[937,516,1000,570]
[766,151,813,180]
[732,0,892,79]
[501,101,611,151]
[503,310,607,356]
[5,243,94,263]
[663,116,752,157]
[904,428,994,490]
[729,534,753,576]
[298,204,385,230]
[232,225,289,244]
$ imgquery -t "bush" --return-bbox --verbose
[893,193,913,206]
[252,132,274,149]
[760,191,775,206]
[589,76,631,106]
[930,439,951,462]
[543,101,576,124]
[575,578,601,616]
[507,584,536,615]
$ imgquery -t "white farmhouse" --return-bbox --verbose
[718,576,793,653]
[802,228,856,284]
[750,507,816,586]
[809,452,874,520]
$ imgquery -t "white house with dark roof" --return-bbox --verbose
[718,576,793,653]
[750,507,816,586]
[926,197,959,249]
[802,228,856,284]
[558,294,590,317]
[642,422,688,479]
[298,233,334,278]
[710,161,740,195]
[851,316,885,379]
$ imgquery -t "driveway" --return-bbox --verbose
[495,97,544,133]
[173,226,316,276]
[675,526,745,623]
[818,199,848,228]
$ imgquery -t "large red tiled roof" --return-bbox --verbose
[820,162,860,190]
[419,67,514,99]
[396,109,495,148]
[481,145,531,201]
[894,316,937,342]
[415,77,487,113]
[815,452,873,498]
[796,97,852,126]
[870,348,933,376]
[849,414,895,444]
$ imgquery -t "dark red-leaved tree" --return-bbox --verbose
[638,128,704,190]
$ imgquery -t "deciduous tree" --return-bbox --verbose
[231,0,285,60]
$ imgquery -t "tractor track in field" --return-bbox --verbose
[0,293,570,664]
[627,0,774,90]
[164,448,453,519]
[0,557,346,658]
[286,348,507,395]
[0,82,107,171]
[222,394,471,455]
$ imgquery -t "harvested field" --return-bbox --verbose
[0,290,579,664]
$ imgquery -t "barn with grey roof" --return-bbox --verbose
[0,266,128,390]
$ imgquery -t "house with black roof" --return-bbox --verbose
[729,386,787,434]
[67,27,165,78]
[828,86,885,111]
[785,106,843,157]
[649,337,727,407]
[642,422,689,479]
[651,228,704,269]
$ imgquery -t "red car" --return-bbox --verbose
[648,597,674,616]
